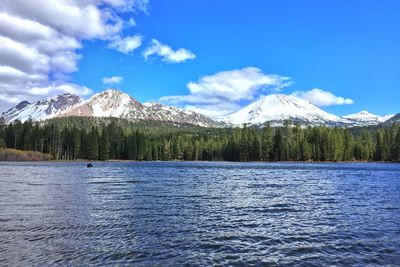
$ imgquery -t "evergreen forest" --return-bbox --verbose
[0,117,399,162]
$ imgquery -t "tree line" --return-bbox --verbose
[0,117,399,162]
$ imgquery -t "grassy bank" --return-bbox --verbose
[0,149,52,161]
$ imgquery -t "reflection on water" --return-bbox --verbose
[0,162,399,265]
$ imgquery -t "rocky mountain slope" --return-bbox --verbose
[57,89,221,127]
[1,94,82,124]
[1,89,220,127]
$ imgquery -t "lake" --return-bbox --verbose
[0,162,399,266]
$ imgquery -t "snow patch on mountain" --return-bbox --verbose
[1,94,83,123]
[223,94,351,126]
[59,89,221,127]
[60,89,142,118]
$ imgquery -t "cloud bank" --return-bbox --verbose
[160,67,291,118]
[291,88,354,107]
[0,0,148,109]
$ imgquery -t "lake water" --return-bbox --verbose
[0,162,399,266]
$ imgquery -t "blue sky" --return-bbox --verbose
[1,0,399,117]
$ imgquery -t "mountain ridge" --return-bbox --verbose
[1,93,83,124]
[1,89,396,127]
[46,89,220,127]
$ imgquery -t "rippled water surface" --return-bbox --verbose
[1,162,400,266]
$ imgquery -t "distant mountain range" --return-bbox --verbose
[1,89,397,128]
[1,90,221,127]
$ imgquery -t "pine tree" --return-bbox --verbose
[261,123,273,161]
[125,135,135,160]
[86,128,99,160]
[394,128,400,162]
[300,139,312,161]
[152,144,159,160]
[73,129,81,159]
[99,132,110,161]
[374,130,385,161]
[272,129,284,161]
[343,130,354,161]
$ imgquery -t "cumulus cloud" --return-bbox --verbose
[108,35,142,54]
[0,1,123,40]
[291,88,354,107]
[143,39,196,63]
[160,67,291,118]
[102,76,124,85]
[0,0,149,110]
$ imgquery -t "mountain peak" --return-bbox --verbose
[355,110,376,116]
[224,94,347,126]
[102,88,125,95]
[58,90,221,127]
[343,110,379,120]
[61,89,142,118]
[1,93,82,123]
[343,110,394,125]
[90,89,130,99]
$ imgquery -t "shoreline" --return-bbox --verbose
[1,160,398,164]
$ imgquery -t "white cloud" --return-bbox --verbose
[0,1,123,39]
[102,76,124,85]
[29,83,93,97]
[143,39,196,63]
[160,67,291,118]
[108,35,142,54]
[0,0,148,110]
[291,88,354,107]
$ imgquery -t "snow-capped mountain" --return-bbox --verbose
[58,89,221,127]
[343,110,395,126]
[59,89,142,118]
[1,89,395,128]
[1,93,82,124]
[223,94,351,126]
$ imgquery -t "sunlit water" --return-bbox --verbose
[0,162,399,266]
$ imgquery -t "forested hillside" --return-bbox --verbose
[0,117,399,162]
